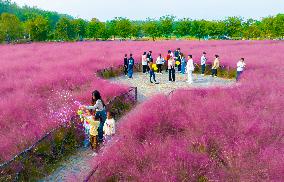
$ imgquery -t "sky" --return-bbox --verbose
[11,0,284,21]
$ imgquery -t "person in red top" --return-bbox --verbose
[165,50,172,72]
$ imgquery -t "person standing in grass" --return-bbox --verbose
[187,55,195,84]
[149,59,158,84]
[142,52,148,74]
[201,52,207,76]
[128,54,135,78]
[168,56,175,82]
[84,90,107,144]
[123,54,128,76]
[212,55,220,77]
[156,54,164,74]
[236,58,246,81]
[180,53,187,74]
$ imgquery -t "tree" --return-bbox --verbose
[106,19,118,40]
[72,18,87,40]
[243,19,261,39]
[0,13,23,42]
[97,22,110,40]
[131,22,142,39]
[224,17,244,38]
[273,14,284,39]
[191,20,208,40]
[160,15,175,38]
[174,18,192,37]
[55,17,76,40]
[115,17,132,39]
[24,16,50,41]
[87,18,103,39]
[142,19,161,41]
[259,16,275,39]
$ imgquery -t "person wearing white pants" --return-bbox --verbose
[187,55,195,84]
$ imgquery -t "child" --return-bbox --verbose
[84,110,100,150]
[103,112,116,142]
[82,109,92,148]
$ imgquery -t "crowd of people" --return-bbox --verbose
[123,48,246,84]
[77,90,115,152]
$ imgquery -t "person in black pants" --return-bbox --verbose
[123,54,128,76]
[174,48,181,72]
[142,52,148,73]
[168,57,175,82]
[146,51,152,72]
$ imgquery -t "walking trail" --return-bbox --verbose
[41,72,235,181]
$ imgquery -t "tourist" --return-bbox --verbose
[180,53,187,74]
[165,50,172,72]
[212,55,220,77]
[84,90,107,143]
[123,54,128,76]
[89,113,100,151]
[80,108,90,148]
[201,52,207,76]
[187,55,195,84]
[168,56,175,82]
[149,60,158,84]
[174,48,182,72]
[128,54,135,78]
[236,58,246,81]
[142,52,148,73]
[103,111,116,142]
[156,54,164,73]
[146,51,152,72]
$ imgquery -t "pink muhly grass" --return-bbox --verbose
[90,40,284,181]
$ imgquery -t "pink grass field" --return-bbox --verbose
[0,41,283,177]
[87,40,283,181]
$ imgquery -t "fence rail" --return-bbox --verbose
[0,86,137,182]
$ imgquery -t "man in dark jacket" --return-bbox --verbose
[174,48,182,72]
[146,51,152,72]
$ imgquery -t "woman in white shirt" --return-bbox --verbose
[236,58,246,81]
[187,55,195,84]
[84,90,107,143]
[156,54,164,73]
[142,52,148,73]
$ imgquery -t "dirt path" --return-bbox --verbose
[41,72,234,182]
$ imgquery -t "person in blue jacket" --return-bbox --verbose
[180,53,187,74]
[128,54,135,78]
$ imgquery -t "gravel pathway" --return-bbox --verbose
[40,71,235,182]
[40,147,95,182]
[111,72,235,102]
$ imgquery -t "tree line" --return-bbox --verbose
[0,0,284,43]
